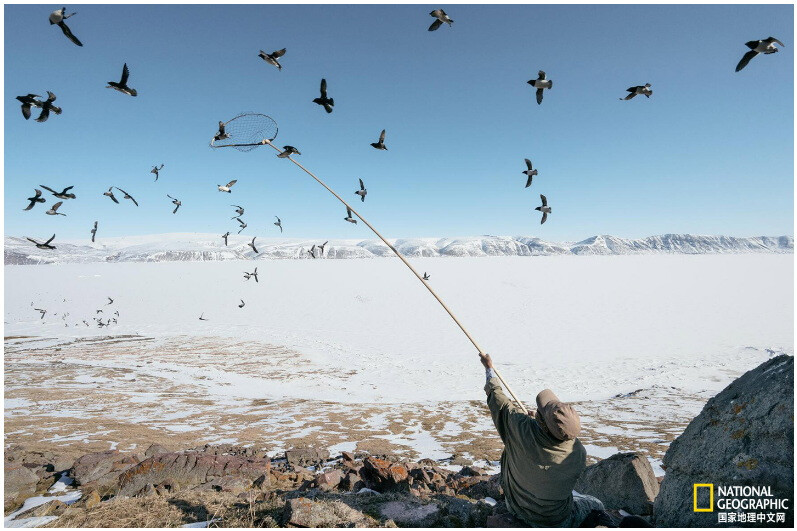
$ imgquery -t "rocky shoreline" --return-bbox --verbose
[4,355,792,528]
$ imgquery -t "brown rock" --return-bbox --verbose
[4,463,40,512]
[574,452,659,515]
[361,457,409,492]
[285,447,329,468]
[117,451,270,497]
[83,489,102,509]
[144,443,171,458]
[316,469,343,490]
[71,451,141,494]
[341,451,356,463]
[16,499,68,519]
[283,497,372,527]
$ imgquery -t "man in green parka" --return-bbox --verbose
[479,352,610,527]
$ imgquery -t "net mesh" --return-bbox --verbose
[210,112,278,152]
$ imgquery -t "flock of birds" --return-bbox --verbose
[14,7,787,320]
[31,296,121,329]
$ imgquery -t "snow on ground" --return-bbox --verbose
[5,254,793,404]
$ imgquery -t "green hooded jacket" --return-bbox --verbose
[485,376,587,526]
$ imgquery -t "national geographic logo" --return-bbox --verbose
[693,483,790,524]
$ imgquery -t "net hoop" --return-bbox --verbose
[209,112,278,152]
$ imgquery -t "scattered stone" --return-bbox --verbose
[285,447,330,468]
[360,457,409,492]
[654,355,794,527]
[459,465,487,477]
[341,451,356,463]
[283,497,375,527]
[4,463,40,511]
[449,454,473,467]
[574,452,659,515]
[315,469,343,490]
[378,499,441,526]
[458,474,503,500]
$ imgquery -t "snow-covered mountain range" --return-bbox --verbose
[5,233,793,265]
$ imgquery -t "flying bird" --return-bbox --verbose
[428,9,453,31]
[27,234,56,250]
[244,267,259,282]
[248,237,259,254]
[167,194,181,213]
[199,313,208,321]
[107,297,114,305]
[344,207,357,224]
[238,300,245,308]
[107,63,138,96]
[355,178,367,202]
[35,92,62,123]
[46,201,67,216]
[35,308,47,319]
[40,185,75,200]
[535,194,551,224]
[218,180,237,193]
[49,7,82,46]
[308,245,316,259]
[222,231,230,246]
[237,220,248,234]
[527,71,552,105]
[277,145,301,158]
[258,48,286,70]
[24,189,47,211]
[523,159,538,188]
[115,187,138,206]
[423,272,430,280]
[214,121,230,142]
[370,129,388,150]
[16,94,42,120]
[151,164,164,181]
[231,205,244,216]
[318,241,328,256]
[312,78,334,113]
[90,221,98,242]
[274,216,283,233]
[736,37,786,72]
[621,83,652,100]
[103,187,119,203]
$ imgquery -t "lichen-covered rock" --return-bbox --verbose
[117,451,270,497]
[70,451,141,495]
[285,447,330,468]
[378,499,441,526]
[360,457,409,492]
[574,452,659,515]
[283,497,376,527]
[654,355,794,527]
[4,463,40,512]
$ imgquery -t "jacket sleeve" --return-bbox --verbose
[484,376,530,443]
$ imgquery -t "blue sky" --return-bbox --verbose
[4,3,794,242]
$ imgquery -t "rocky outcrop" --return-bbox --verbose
[4,463,41,512]
[282,497,378,527]
[70,450,141,495]
[285,447,330,468]
[117,450,271,497]
[654,355,794,527]
[574,452,659,515]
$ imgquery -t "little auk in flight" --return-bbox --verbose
[259,48,286,70]
[238,300,245,308]
[736,37,785,72]
[248,237,259,254]
[237,219,248,234]
[35,308,47,319]
[199,313,208,321]
[27,234,56,250]
[222,232,230,246]
[319,241,328,256]
[40,185,75,199]
[355,178,367,202]
[274,216,283,233]
[91,221,98,242]
[428,9,453,31]
[277,146,300,158]
[167,194,181,213]
[16,94,42,120]
[527,71,552,105]
[115,187,138,206]
[308,245,316,259]
[344,207,357,224]
[107,297,114,305]
[244,267,259,282]
[231,205,244,216]
[46,201,67,216]
[218,180,237,193]
[24,189,47,210]
[370,129,388,150]
[49,7,82,46]
[313,78,334,113]
[423,272,430,280]
[523,159,538,188]
[103,187,119,203]
[151,164,164,181]
[535,194,551,224]
[35,92,62,123]
[107,63,138,96]
[621,83,652,100]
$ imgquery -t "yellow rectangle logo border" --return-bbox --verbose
[693,483,714,512]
